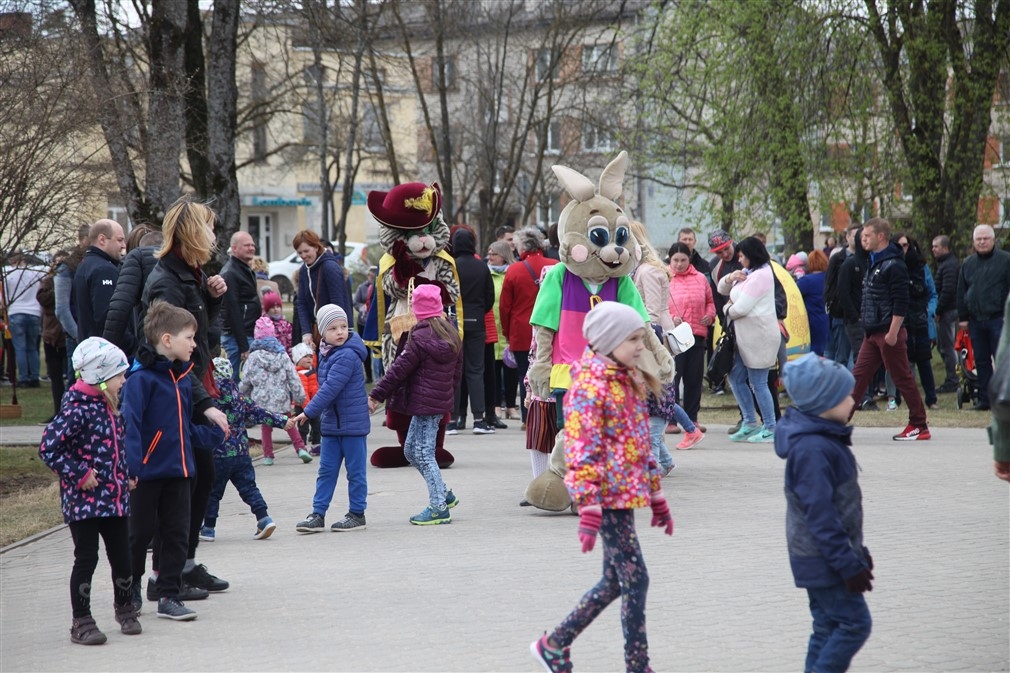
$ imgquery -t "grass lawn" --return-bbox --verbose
[0,445,61,548]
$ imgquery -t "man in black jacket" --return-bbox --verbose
[448,228,495,435]
[219,231,260,380]
[957,224,1010,411]
[849,218,929,440]
[931,235,960,392]
[73,219,125,340]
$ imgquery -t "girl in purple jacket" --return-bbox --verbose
[369,284,463,525]
[39,337,140,645]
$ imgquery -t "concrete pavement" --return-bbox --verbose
[1,418,1007,672]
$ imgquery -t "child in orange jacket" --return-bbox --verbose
[291,343,321,455]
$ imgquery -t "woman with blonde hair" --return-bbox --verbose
[138,195,231,597]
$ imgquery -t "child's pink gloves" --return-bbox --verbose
[577,505,603,553]
[650,491,674,536]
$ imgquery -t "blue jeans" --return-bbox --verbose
[403,414,446,510]
[827,318,851,368]
[728,354,776,430]
[648,416,674,472]
[804,584,872,673]
[204,454,268,526]
[970,318,1004,407]
[312,435,368,516]
[220,334,242,381]
[8,313,41,383]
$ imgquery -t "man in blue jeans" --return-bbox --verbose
[3,253,46,386]
[957,224,1010,411]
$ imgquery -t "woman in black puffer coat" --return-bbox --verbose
[104,224,162,357]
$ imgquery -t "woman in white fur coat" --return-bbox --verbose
[718,236,780,443]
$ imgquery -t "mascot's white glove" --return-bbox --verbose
[528,327,556,400]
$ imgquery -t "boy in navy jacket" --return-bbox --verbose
[121,301,224,622]
[775,354,874,673]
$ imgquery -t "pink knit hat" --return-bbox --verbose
[261,290,282,312]
[412,284,444,320]
[254,314,275,339]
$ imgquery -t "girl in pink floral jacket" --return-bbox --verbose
[532,302,673,673]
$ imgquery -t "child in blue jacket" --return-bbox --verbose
[40,337,138,645]
[201,357,294,542]
[121,302,224,622]
[291,304,371,533]
[776,354,874,673]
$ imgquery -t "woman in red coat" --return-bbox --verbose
[498,226,557,425]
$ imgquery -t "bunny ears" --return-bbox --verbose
[551,150,629,202]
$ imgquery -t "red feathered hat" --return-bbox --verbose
[367,182,442,231]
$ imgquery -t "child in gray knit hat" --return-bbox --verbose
[775,353,873,672]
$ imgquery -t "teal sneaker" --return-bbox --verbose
[409,505,451,526]
[728,424,762,442]
[746,428,775,443]
[262,457,274,466]
[444,489,459,509]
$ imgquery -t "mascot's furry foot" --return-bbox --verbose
[523,471,571,512]
[370,446,454,469]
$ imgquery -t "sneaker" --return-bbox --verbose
[860,399,879,411]
[148,580,209,602]
[530,634,572,673]
[181,564,229,592]
[297,449,313,463]
[662,463,677,477]
[926,402,940,410]
[262,457,274,466]
[199,526,215,542]
[886,398,898,411]
[893,424,931,441]
[472,420,495,434]
[296,512,326,533]
[489,416,508,429]
[255,516,277,540]
[445,422,459,436]
[409,505,451,525]
[114,603,142,635]
[157,597,197,621]
[330,512,367,532]
[729,424,762,442]
[444,489,459,509]
[69,615,107,645]
[747,428,775,443]
[676,430,705,450]
[310,444,321,456]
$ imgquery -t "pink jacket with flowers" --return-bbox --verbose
[563,350,662,509]
[668,263,716,338]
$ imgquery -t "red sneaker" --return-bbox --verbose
[893,424,931,441]
[677,430,705,450]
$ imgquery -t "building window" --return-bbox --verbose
[302,101,325,147]
[583,43,617,73]
[583,121,616,153]
[546,120,560,153]
[432,55,457,90]
[536,47,559,81]
[999,135,1010,166]
[361,104,383,153]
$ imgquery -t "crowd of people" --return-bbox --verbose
[5,200,1009,671]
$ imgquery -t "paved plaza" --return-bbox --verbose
[1,418,1007,672]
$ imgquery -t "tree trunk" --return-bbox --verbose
[206,0,241,265]
[184,0,211,199]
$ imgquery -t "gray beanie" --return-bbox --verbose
[72,337,129,386]
[783,353,855,416]
[582,302,647,356]
[316,304,347,333]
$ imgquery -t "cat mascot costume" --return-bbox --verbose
[363,182,463,468]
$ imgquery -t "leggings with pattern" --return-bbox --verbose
[550,508,650,672]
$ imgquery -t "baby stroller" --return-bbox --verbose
[954,328,979,409]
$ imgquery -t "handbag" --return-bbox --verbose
[503,346,517,369]
[665,322,696,355]
[388,277,417,342]
[705,322,736,387]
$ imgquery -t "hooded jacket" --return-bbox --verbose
[370,319,463,416]
[103,245,158,355]
[303,332,371,436]
[861,242,909,334]
[120,344,225,481]
[239,336,305,414]
[212,377,288,459]
[774,406,871,588]
[40,380,129,523]
[451,229,494,330]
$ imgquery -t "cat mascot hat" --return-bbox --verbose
[362,181,463,468]
[524,151,675,510]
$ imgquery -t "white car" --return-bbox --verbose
[268,241,369,298]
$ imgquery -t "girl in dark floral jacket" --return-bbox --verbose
[39,337,141,645]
